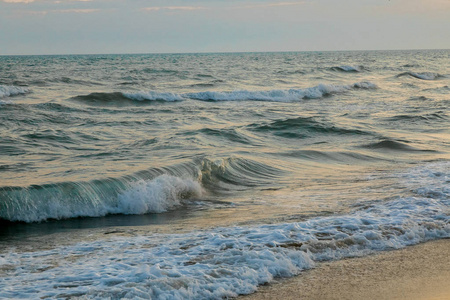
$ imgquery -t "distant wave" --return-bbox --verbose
[397,72,445,80]
[248,116,372,138]
[384,112,447,122]
[184,82,377,102]
[54,77,104,86]
[360,139,435,152]
[72,91,183,104]
[330,65,364,72]
[0,85,29,98]
[72,82,378,104]
[122,90,184,101]
[422,85,450,93]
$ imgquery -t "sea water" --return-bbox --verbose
[0,50,449,299]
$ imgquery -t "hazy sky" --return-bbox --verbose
[1,0,449,55]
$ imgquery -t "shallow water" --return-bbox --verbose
[0,50,449,299]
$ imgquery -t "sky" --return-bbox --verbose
[0,0,449,55]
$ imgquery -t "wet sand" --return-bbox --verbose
[241,239,450,300]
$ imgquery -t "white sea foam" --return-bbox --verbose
[0,85,29,98]
[186,82,377,102]
[0,100,13,105]
[122,90,184,101]
[1,175,202,222]
[116,175,202,214]
[120,82,377,103]
[0,162,448,299]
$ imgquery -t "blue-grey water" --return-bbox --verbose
[0,50,449,299]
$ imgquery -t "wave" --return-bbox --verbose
[330,65,364,72]
[0,85,29,98]
[71,91,183,105]
[122,91,184,101]
[0,175,201,223]
[0,100,13,105]
[51,77,104,86]
[72,82,378,104]
[199,157,285,193]
[384,112,447,122]
[72,91,183,104]
[402,63,421,68]
[397,72,445,80]
[248,116,371,138]
[360,139,434,152]
[0,157,284,223]
[185,82,377,102]
[281,149,382,163]
[1,162,448,299]
[422,85,450,93]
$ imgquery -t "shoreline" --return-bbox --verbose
[241,239,450,300]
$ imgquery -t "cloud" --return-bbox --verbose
[2,0,93,2]
[2,0,35,3]
[53,8,98,13]
[372,0,450,15]
[142,6,208,12]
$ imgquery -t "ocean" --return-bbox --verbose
[0,50,448,299]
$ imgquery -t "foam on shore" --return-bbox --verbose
[0,162,448,299]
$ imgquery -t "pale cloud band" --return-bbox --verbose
[142,6,207,12]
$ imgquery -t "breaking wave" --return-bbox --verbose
[0,157,284,223]
[72,82,378,104]
[122,90,184,101]
[0,85,29,98]
[0,175,202,223]
[0,162,448,299]
[184,82,377,102]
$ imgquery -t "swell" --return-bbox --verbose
[397,71,446,80]
[360,139,436,152]
[329,65,365,72]
[384,111,448,123]
[70,81,378,104]
[0,157,285,223]
[72,91,183,104]
[248,116,372,138]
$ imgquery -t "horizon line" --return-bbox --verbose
[1,48,449,57]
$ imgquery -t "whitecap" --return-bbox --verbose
[122,90,184,101]
[0,85,29,98]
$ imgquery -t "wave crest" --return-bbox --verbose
[117,175,202,214]
[0,85,29,98]
[185,82,377,102]
[330,65,364,72]
[0,175,202,223]
[0,157,284,223]
[72,82,377,104]
[397,72,445,80]
[122,91,184,102]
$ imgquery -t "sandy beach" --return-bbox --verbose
[241,239,450,300]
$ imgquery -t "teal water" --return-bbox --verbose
[0,51,448,299]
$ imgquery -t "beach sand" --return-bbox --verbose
[241,239,450,300]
